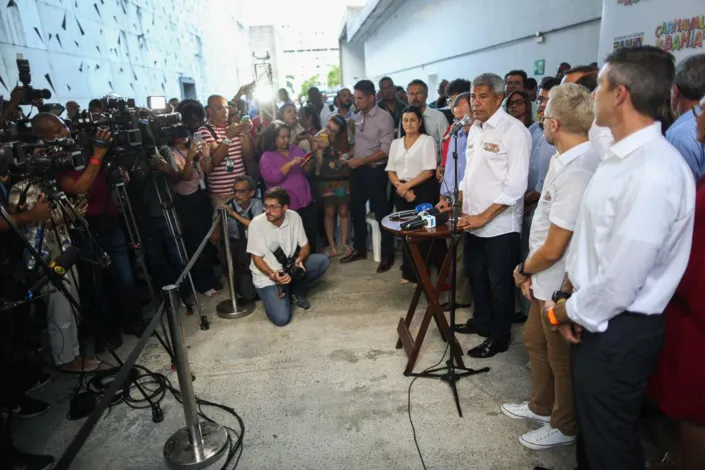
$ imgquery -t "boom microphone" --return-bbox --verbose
[28,245,80,296]
[442,115,473,141]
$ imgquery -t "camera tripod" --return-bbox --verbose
[151,170,209,330]
[0,201,170,420]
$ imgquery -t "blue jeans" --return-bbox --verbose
[255,254,330,326]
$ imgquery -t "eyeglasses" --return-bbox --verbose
[508,99,525,107]
[264,204,282,212]
[233,189,250,194]
[536,96,549,104]
[540,115,558,124]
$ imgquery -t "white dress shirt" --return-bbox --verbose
[529,142,600,301]
[460,107,532,238]
[385,134,437,181]
[246,210,309,289]
[422,106,449,162]
[565,122,695,333]
[588,121,613,160]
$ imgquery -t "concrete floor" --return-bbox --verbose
[14,257,578,470]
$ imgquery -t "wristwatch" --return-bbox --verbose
[222,137,232,146]
[517,261,532,277]
[551,290,572,303]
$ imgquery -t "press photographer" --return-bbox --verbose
[47,111,142,348]
[246,187,329,326]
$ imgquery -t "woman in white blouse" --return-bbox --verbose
[386,105,439,284]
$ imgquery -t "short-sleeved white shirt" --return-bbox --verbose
[385,134,437,181]
[246,210,309,288]
[529,141,600,301]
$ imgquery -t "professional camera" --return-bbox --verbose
[272,246,305,282]
[16,57,52,105]
[6,138,87,178]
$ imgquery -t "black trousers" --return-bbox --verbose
[572,313,665,470]
[394,177,441,282]
[349,165,394,258]
[296,203,318,252]
[174,189,220,293]
[462,231,519,340]
[228,237,257,302]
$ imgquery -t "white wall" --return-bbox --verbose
[361,0,602,98]
[340,40,365,87]
[0,0,252,108]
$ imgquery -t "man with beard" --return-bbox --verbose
[406,79,449,162]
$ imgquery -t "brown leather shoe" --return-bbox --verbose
[340,250,367,264]
[376,257,395,273]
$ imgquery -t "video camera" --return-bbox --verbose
[70,95,188,184]
[16,57,52,105]
[272,245,304,283]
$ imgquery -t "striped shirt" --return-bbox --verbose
[198,124,245,195]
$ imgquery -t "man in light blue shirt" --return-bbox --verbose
[439,92,472,307]
[667,53,705,182]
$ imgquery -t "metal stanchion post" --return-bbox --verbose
[162,285,228,469]
[216,208,256,319]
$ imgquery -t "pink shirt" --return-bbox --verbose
[171,147,203,196]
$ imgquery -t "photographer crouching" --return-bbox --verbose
[247,187,330,326]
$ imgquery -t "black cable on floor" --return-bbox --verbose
[87,365,245,470]
[407,343,450,470]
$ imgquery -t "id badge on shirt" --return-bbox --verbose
[225,158,234,173]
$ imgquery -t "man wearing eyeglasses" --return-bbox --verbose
[247,187,330,326]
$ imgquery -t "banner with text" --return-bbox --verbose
[598,0,704,64]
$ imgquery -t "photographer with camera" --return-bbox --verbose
[199,95,255,207]
[46,113,141,346]
[247,187,330,326]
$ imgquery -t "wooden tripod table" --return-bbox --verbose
[382,214,465,374]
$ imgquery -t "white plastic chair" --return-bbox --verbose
[366,212,382,263]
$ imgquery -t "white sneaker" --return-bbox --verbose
[500,402,550,423]
[519,423,576,450]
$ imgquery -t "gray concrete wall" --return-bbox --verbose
[358,0,602,99]
[0,0,252,108]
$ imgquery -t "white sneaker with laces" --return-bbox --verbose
[519,423,576,450]
[500,402,550,423]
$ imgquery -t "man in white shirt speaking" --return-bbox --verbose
[445,73,531,358]
[503,83,600,451]
[247,187,330,326]
[544,46,696,470]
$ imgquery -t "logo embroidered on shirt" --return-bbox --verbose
[483,142,500,153]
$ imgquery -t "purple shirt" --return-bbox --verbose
[259,146,313,210]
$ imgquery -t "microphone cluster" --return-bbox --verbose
[400,206,449,231]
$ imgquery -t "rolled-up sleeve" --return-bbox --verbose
[378,112,395,157]
[566,174,689,332]
[493,126,531,206]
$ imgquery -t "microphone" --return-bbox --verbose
[28,245,80,296]
[401,211,449,231]
[442,115,472,141]
[400,207,441,230]
[415,203,433,213]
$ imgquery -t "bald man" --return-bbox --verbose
[198,94,254,207]
[65,101,80,120]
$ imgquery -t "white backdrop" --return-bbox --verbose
[598,0,705,64]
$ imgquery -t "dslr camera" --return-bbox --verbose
[272,246,305,283]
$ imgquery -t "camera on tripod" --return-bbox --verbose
[16,56,52,105]
[10,139,88,178]
[272,245,304,282]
